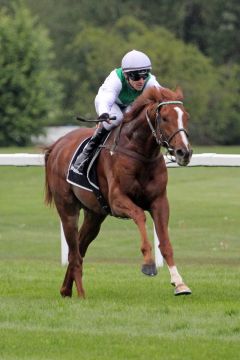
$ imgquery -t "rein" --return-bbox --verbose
[100,145,161,163]
[100,117,161,164]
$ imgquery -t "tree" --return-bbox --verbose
[204,64,240,144]
[24,0,240,67]
[3,1,239,144]
[182,0,240,65]
[0,3,62,146]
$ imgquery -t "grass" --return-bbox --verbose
[0,146,240,359]
[0,262,239,360]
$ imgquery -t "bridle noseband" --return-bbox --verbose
[146,101,189,152]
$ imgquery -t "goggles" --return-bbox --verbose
[127,70,149,81]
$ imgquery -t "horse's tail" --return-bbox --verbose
[44,145,54,206]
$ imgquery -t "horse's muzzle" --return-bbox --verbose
[174,147,193,166]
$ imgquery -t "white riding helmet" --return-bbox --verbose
[121,50,152,72]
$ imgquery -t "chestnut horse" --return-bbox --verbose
[45,86,192,298]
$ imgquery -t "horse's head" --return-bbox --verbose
[146,87,192,166]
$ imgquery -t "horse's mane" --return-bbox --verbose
[124,86,183,123]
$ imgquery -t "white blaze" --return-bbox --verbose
[174,106,189,147]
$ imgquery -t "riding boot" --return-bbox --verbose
[74,125,109,172]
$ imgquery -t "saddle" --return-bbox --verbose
[67,134,111,214]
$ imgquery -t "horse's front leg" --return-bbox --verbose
[151,193,191,295]
[110,189,157,276]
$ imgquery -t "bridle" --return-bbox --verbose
[146,101,189,154]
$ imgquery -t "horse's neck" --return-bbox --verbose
[121,115,160,158]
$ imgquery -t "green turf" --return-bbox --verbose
[0,146,239,359]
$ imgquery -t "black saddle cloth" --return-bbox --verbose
[66,135,111,214]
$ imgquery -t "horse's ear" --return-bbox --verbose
[175,86,184,101]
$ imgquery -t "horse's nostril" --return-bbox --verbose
[175,148,191,159]
[176,149,185,158]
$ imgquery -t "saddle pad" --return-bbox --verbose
[66,135,111,214]
[67,137,99,191]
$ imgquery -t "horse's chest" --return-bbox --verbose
[124,177,151,207]
[119,169,166,208]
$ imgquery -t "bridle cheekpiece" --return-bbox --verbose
[146,100,188,151]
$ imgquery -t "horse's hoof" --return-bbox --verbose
[60,287,72,298]
[174,283,192,296]
[142,263,158,276]
[77,292,86,299]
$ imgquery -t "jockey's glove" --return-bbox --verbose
[98,113,110,122]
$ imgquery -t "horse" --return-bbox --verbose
[44,86,193,298]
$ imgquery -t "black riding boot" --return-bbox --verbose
[74,125,109,172]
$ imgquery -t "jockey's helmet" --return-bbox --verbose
[121,50,152,72]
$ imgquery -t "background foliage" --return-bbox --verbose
[0,3,62,146]
[0,0,239,145]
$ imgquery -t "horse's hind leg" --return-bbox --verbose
[60,207,85,298]
[61,223,85,297]
[54,194,85,298]
[61,208,106,298]
[78,210,106,258]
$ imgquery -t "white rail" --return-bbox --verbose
[1,152,240,266]
[1,153,240,167]
[0,153,44,166]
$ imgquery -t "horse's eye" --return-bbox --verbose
[162,117,168,122]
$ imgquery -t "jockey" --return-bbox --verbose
[74,49,162,173]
